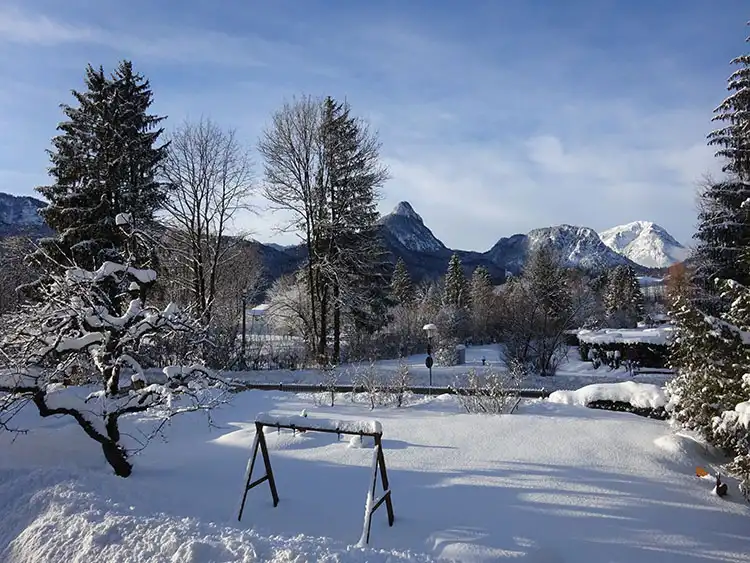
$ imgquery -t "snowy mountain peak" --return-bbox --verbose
[391,201,423,223]
[599,221,688,269]
[527,224,635,270]
[379,201,447,254]
[486,223,637,274]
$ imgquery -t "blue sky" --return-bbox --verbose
[0,1,747,250]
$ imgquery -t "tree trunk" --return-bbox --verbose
[318,278,328,365]
[333,279,341,364]
[101,441,133,477]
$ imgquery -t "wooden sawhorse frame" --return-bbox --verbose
[237,415,395,545]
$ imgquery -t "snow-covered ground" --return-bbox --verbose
[224,343,671,391]
[2,386,749,562]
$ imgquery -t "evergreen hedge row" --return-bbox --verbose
[576,339,669,368]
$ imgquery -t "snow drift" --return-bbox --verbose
[548,382,669,409]
[0,468,433,563]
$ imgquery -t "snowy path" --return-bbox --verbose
[1,390,748,562]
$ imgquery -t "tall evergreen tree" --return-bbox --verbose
[390,257,414,304]
[444,253,468,308]
[693,30,750,307]
[708,30,750,179]
[670,23,750,496]
[469,265,495,341]
[524,245,571,318]
[35,61,167,271]
[604,265,644,328]
[319,96,389,362]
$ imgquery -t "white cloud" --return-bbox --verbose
[0,5,300,68]
[0,6,95,44]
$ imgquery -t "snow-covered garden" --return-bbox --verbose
[4,19,750,562]
[2,383,750,562]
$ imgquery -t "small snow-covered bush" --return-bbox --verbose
[452,363,523,415]
[321,364,340,407]
[713,374,750,499]
[352,362,385,410]
[386,359,411,408]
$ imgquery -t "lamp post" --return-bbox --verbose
[423,323,437,392]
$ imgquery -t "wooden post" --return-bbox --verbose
[257,423,279,506]
[238,424,279,521]
[375,434,395,527]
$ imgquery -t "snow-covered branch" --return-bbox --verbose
[0,248,224,477]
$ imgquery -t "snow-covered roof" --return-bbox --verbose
[577,326,674,346]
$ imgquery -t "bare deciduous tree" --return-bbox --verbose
[161,118,256,324]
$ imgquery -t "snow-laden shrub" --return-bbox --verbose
[352,362,385,410]
[321,364,340,407]
[386,359,411,408]
[451,362,523,415]
[713,373,750,499]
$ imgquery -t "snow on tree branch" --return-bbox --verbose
[0,225,226,477]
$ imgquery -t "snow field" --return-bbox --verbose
[2,387,750,562]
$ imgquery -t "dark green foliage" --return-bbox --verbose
[604,265,644,328]
[469,265,496,342]
[444,253,468,308]
[578,340,669,369]
[586,400,668,420]
[692,178,750,310]
[708,36,750,179]
[390,257,414,304]
[35,61,167,271]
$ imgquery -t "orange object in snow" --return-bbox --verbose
[696,466,710,478]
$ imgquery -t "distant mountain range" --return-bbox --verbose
[0,192,687,283]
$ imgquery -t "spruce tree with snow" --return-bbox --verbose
[498,245,577,375]
[669,24,750,498]
[469,265,495,342]
[35,61,168,272]
[0,217,222,478]
[390,257,414,304]
[693,28,750,308]
[604,265,644,328]
[444,253,468,309]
